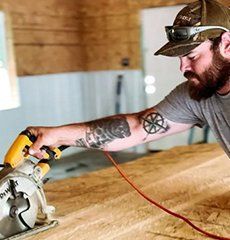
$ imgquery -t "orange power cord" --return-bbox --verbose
[104,151,230,240]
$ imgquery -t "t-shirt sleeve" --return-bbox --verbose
[154,82,205,127]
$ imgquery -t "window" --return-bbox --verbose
[0,9,20,110]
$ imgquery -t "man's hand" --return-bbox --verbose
[26,126,63,159]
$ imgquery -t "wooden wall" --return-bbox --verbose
[1,0,229,75]
[79,0,193,71]
[1,0,84,75]
[79,0,228,71]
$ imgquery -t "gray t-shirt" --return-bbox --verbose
[155,81,230,158]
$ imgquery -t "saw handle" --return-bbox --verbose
[21,130,69,159]
[23,130,69,177]
[36,145,69,177]
[4,130,69,176]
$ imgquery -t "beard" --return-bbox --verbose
[184,49,230,101]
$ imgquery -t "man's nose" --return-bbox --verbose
[179,57,192,73]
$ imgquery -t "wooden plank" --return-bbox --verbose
[101,0,130,15]
[2,0,80,17]
[81,17,106,32]
[15,45,85,75]
[128,11,140,28]
[127,0,193,10]
[78,0,108,18]
[128,0,229,9]
[11,13,81,32]
[106,29,129,44]
[128,29,140,42]
[14,30,81,45]
[82,30,107,45]
[105,14,129,30]
[21,143,230,240]
[85,45,109,71]
[127,0,229,11]
[107,43,129,69]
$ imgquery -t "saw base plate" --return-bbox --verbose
[3,220,58,240]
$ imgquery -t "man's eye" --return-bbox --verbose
[188,55,196,60]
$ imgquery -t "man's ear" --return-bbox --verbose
[219,31,230,59]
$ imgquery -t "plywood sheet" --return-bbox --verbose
[24,143,230,240]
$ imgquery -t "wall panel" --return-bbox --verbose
[16,45,84,75]
[107,43,129,69]
[106,30,129,44]
[2,0,80,16]
[14,30,81,45]
[82,31,107,45]
[82,17,106,32]
[0,0,228,75]
[81,0,228,71]
[1,0,83,76]
[85,44,109,70]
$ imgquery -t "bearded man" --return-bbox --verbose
[27,0,230,158]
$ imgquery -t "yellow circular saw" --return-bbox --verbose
[0,130,68,239]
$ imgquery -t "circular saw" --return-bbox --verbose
[0,130,68,239]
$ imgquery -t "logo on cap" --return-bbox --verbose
[177,15,192,22]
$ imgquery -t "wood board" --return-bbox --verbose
[25,143,230,240]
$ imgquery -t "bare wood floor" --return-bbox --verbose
[26,143,230,240]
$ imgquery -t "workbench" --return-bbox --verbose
[26,143,230,240]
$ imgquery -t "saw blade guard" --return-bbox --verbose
[0,161,54,239]
[0,130,69,238]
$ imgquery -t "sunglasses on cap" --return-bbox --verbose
[165,25,229,42]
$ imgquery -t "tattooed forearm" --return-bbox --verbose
[75,138,88,148]
[75,116,131,149]
[139,111,170,140]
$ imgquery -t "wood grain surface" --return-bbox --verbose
[26,143,230,240]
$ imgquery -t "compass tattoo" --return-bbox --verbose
[140,112,169,139]
[75,117,131,149]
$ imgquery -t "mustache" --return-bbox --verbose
[184,71,200,80]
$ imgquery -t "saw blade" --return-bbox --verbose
[0,174,39,239]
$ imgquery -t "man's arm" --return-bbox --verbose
[27,107,192,158]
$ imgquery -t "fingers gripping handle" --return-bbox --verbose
[23,130,69,177]
[4,130,69,177]
[21,130,69,159]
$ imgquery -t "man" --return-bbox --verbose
[27,0,230,159]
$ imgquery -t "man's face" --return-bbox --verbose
[179,40,230,101]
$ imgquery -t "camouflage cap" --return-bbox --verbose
[154,0,230,57]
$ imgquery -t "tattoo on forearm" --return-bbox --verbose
[75,117,131,149]
[75,138,88,148]
[140,112,169,140]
